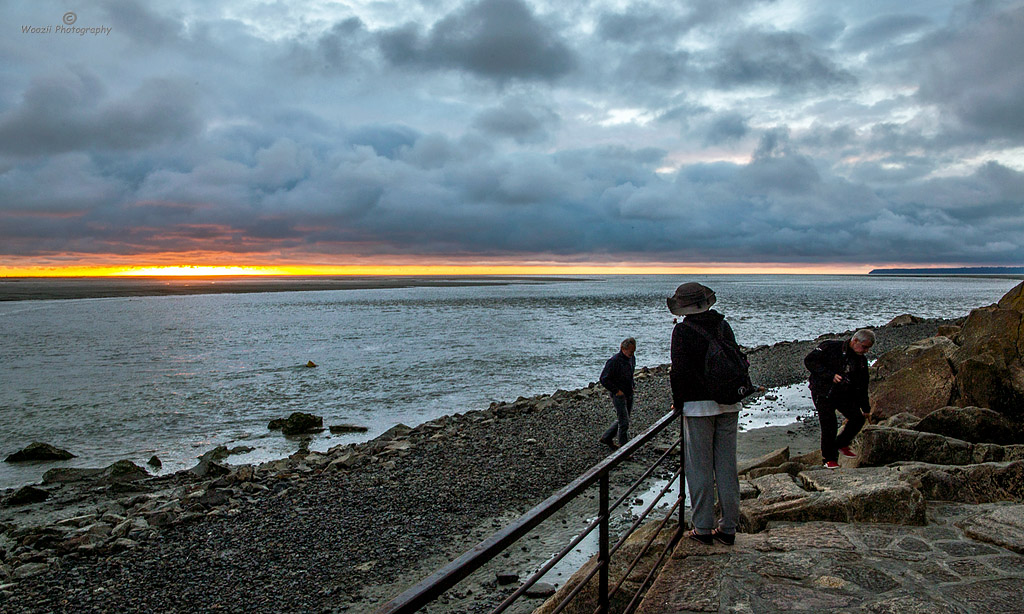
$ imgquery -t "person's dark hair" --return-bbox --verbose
[621,337,636,350]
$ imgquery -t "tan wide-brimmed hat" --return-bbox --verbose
[667,282,716,316]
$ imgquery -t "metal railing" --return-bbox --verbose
[377,407,685,614]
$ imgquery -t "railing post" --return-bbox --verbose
[598,471,610,614]
[677,406,686,535]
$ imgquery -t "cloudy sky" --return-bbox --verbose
[2,0,1023,273]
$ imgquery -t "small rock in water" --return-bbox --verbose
[148,455,162,468]
[330,424,369,434]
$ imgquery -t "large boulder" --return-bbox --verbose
[954,354,1024,417]
[868,337,956,421]
[854,425,974,467]
[4,442,76,463]
[952,306,1023,367]
[914,406,1023,445]
[997,280,1024,313]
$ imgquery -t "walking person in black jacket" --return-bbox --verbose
[599,337,637,450]
[804,329,875,468]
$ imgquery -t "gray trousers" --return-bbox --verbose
[683,412,740,535]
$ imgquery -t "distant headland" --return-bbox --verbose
[869,266,1024,277]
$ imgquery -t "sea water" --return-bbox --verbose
[0,274,1017,489]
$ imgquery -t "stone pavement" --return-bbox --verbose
[636,502,1024,613]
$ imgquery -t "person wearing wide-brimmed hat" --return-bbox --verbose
[668,282,741,546]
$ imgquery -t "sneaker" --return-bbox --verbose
[838,446,857,457]
[823,461,840,469]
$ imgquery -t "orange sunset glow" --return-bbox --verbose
[1,261,875,277]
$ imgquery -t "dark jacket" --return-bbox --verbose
[600,350,635,398]
[670,309,736,406]
[804,338,870,412]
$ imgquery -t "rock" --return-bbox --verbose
[526,582,558,599]
[868,338,956,421]
[895,460,1024,504]
[997,280,1024,313]
[100,460,149,483]
[855,425,974,467]
[378,423,413,441]
[189,456,230,479]
[268,412,324,435]
[11,562,48,580]
[748,461,805,479]
[3,486,50,506]
[886,314,924,327]
[879,412,922,429]
[496,572,519,585]
[147,455,162,468]
[936,324,961,339]
[4,442,76,462]
[737,446,790,475]
[41,467,103,484]
[329,424,369,434]
[956,503,1024,553]
[952,306,1023,368]
[914,406,1022,445]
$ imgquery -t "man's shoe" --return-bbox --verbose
[600,437,620,450]
[823,460,840,469]
[838,446,857,457]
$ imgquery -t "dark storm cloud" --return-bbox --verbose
[0,71,202,157]
[378,0,575,81]
[2,1,1024,269]
[710,30,856,91]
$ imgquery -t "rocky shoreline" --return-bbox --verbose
[0,315,972,613]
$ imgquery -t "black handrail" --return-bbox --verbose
[376,408,683,614]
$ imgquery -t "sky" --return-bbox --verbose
[1,0,1023,274]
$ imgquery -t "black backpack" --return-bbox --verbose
[682,320,753,405]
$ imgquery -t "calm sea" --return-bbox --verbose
[0,274,1017,489]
